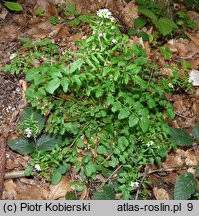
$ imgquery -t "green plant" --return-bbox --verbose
[35,9,45,17]
[5,7,192,199]
[176,11,196,30]
[134,0,177,36]
[183,0,199,12]
[171,122,199,199]
[2,1,22,11]
[50,16,60,25]
[160,46,172,60]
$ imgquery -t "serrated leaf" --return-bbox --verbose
[129,113,139,127]
[51,169,62,185]
[156,18,177,36]
[37,134,64,151]
[118,107,130,119]
[5,1,23,11]
[174,172,197,200]
[170,128,193,146]
[93,186,115,200]
[193,122,199,141]
[134,17,147,29]
[8,138,35,155]
[45,78,60,94]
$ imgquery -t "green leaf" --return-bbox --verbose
[57,164,71,174]
[69,59,84,73]
[65,191,77,200]
[111,101,122,113]
[170,128,193,146]
[45,78,60,94]
[195,164,199,177]
[174,172,197,200]
[20,106,45,133]
[139,116,149,132]
[70,181,85,192]
[139,9,157,22]
[61,77,70,93]
[134,17,147,29]
[8,138,35,155]
[93,186,115,200]
[97,145,109,156]
[37,134,64,151]
[5,1,23,11]
[51,169,62,185]
[193,122,199,141]
[156,18,177,36]
[129,113,139,127]
[118,136,129,147]
[24,166,34,176]
[84,163,96,177]
[76,138,84,149]
[34,74,45,85]
[118,107,130,119]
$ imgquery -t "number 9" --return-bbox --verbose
[187,203,193,211]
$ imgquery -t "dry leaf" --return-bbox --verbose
[2,180,17,200]
[16,185,47,200]
[48,176,73,200]
[153,187,170,200]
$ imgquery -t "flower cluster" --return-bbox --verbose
[96,8,115,21]
[34,164,41,171]
[146,140,154,147]
[130,181,139,188]
[24,128,32,138]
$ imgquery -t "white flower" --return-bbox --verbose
[168,83,174,88]
[10,53,17,60]
[112,39,117,44]
[82,35,87,40]
[97,8,112,18]
[146,140,154,147]
[96,8,115,21]
[130,181,139,188]
[99,32,103,37]
[34,164,41,171]
[24,128,32,138]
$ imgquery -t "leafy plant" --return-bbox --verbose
[176,11,196,30]
[170,122,199,147]
[183,0,199,12]
[35,9,45,17]
[160,47,172,60]
[174,172,198,200]
[5,7,192,199]
[50,16,60,25]
[3,1,22,11]
[171,123,199,199]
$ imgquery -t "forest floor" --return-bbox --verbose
[0,0,199,200]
